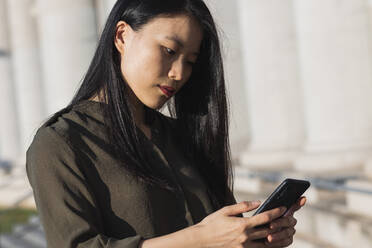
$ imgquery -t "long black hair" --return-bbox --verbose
[47,0,235,211]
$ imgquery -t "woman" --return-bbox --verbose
[26,0,306,247]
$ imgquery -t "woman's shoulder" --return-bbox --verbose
[26,122,78,188]
[37,100,106,144]
[26,103,101,187]
[32,107,76,150]
[27,101,106,168]
[27,109,82,166]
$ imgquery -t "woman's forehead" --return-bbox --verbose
[140,14,203,49]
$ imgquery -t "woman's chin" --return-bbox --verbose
[144,99,168,110]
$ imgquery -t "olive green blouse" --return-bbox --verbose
[26,100,239,248]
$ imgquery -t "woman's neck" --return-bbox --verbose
[128,94,152,140]
[90,91,148,129]
[128,93,146,128]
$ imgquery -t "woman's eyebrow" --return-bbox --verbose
[165,36,199,55]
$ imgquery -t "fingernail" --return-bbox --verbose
[268,235,273,242]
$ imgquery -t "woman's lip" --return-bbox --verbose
[158,86,175,97]
[159,85,175,92]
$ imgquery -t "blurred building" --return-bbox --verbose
[1,0,372,247]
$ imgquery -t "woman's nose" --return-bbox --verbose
[168,59,189,82]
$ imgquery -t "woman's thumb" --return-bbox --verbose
[222,201,261,216]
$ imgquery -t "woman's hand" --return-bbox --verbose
[263,196,307,247]
[195,197,307,248]
[195,201,288,248]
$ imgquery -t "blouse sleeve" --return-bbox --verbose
[26,127,144,248]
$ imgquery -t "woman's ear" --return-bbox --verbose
[114,21,130,54]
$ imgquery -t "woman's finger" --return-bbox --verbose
[220,201,261,217]
[267,227,296,243]
[248,207,287,228]
[269,216,297,230]
[245,227,275,241]
[265,236,294,248]
[284,196,306,217]
[244,241,268,248]
[293,196,305,210]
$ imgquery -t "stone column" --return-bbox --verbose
[204,0,250,158]
[369,0,372,36]
[293,0,372,173]
[0,0,20,163]
[237,0,304,169]
[34,0,98,116]
[94,0,118,38]
[94,0,106,36]
[7,0,45,161]
[363,0,372,180]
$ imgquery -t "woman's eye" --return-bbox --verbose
[164,47,176,55]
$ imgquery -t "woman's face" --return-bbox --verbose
[114,14,203,110]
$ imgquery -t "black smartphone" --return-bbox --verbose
[253,178,310,217]
[252,178,310,242]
